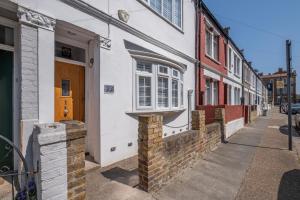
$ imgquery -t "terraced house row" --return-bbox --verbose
[0,0,268,198]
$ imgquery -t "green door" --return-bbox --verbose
[0,49,13,170]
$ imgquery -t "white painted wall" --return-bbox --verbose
[14,0,196,166]
[227,43,242,86]
[38,28,55,123]
[204,69,221,81]
[225,117,244,138]
[99,26,195,166]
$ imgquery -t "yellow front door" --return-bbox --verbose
[55,61,85,122]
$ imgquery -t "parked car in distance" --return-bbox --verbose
[287,103,300,114]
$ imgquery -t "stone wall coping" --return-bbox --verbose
[34,121,86,146]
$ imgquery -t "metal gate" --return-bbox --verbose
[0,135,37,200]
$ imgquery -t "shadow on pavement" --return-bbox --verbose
[277,169,300,200]
[101,167,139,187]
[279,125,300,137]
[227,142,288,151]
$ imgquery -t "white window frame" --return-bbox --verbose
[228,47,232,71]
[232,52,241,77]
[171,69,180,108]
[143,0,183,29]
[205,28,219,61]
[157,73,170,109]
[135,60,184,111]
[205,79,219,105]
[136,62,154,110]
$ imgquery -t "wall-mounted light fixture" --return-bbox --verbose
[118,10,130,23]
[89,58,94,68]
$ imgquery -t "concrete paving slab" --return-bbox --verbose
[154,120,264,200]
[236,108,300,200]
[86,168,155,200]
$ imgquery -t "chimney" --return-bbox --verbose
[223,27,230,35]
[240,49,244,54]
[248,61,252,66]
[278,68,283,73]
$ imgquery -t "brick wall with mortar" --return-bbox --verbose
[214,108,226,142]
[138,110,222,192]
[33,121,86,200]
[66,121,86,200]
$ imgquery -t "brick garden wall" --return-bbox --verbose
[224,105,244,123]
[138,109,222,192]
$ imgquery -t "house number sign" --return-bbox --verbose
[104,85,114,94]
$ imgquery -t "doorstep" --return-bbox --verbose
[85,155,101,172]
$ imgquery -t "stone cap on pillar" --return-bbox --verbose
[60,120,86,140]
[33,121,86,145]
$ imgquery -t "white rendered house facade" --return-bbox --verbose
[225,40,243,105]
[2,0,196,167]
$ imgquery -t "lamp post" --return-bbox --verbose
[286,40,292,151]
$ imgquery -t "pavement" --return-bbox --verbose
[86,107,300,200]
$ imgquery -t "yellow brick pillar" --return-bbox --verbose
[138,115,164,192]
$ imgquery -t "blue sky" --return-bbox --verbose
[202,0,300,93]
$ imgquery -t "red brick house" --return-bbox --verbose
[196,2,228,106]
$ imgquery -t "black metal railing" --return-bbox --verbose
[0,135,37,200]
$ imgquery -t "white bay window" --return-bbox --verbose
[136,61,184,111]
[144,0,182,28]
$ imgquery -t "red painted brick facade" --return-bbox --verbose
[198,13,228,106]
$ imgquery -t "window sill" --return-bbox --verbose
[234,74,241,79]
[126,108,186,116]
[136,0,184,34]
[205,54,221,65]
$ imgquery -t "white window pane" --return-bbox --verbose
[150,0,162,13]
[158,76,169,108]
[137,62,152,73]
[228,48,232,68]
[172,79,179,107]
[213,81,218,105]
[206,31,212,56]
[205,80,211,105]
[138,76,152,107]
[174,0,182,27]
[180,72,183,81]
[159,65,168,74]
[163,0,172,21]
[213,35,219,60]
[180,83,183,106]
[172,69,179,77]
